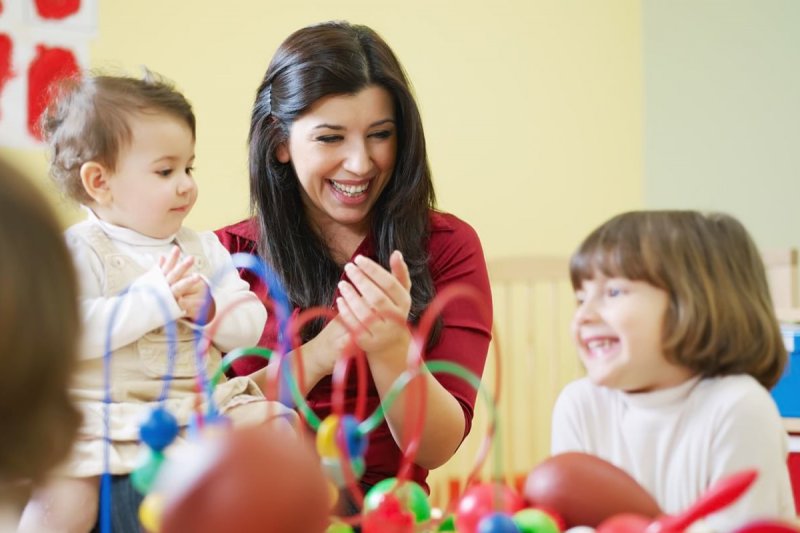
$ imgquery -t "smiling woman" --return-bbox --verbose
[215,20,494,516]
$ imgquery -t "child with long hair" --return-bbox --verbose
[0,159,82,531]
[20,72,294,532]
[553,210,795,530]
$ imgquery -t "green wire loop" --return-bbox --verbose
[211,350,498,469]
[358,360,499,461]
[211,347,320,428]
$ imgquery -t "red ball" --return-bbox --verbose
[456,482,525,533]
[160,422,329,533]
[523,452,661,528]
[596,513,652,533]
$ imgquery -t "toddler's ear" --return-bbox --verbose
[80,162,112,204]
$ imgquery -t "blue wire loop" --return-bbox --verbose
[100,285,178,533]
[229,253,294,407]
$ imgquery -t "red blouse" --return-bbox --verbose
[214,211,492,490]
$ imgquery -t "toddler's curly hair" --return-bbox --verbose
[40,69,195,204]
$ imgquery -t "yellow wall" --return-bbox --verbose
[1,0,642,258]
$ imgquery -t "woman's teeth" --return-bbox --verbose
[331,181,368,196]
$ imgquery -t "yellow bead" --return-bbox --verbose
[316,415,341,458]
[138,492,163,532]
[327,479,340,509]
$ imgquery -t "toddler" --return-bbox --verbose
[20,71,294,532]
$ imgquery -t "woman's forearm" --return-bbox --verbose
[368,343,466,470]
[250,341,330,399]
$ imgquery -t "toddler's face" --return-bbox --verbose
[101,113,196,238]
[571,274,691,392]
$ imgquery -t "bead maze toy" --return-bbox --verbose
[94,253,798,533]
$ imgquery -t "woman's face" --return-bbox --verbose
[277,85,397,239]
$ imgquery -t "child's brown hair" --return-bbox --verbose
[40,70,195,204]
[0,159,81,483]
[570,210,786,389]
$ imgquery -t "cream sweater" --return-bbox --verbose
[552,374,795,531]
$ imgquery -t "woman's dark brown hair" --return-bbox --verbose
[570,210,786,388]
[0,159,81,482]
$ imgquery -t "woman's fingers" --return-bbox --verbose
[337,281,378,326]
[346,254,411,314]
[336,253,413,354]
[389,250,411,291]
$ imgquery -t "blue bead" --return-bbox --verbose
[477,513,521,533]
[340,414,367,458]
[139,407,179,451]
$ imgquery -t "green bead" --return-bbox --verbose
[326,521,355,533]
[321,456,365,488]
[437,514,457,531]
[512,508,560,533]
[363,477,431,523]
[130,449,165,494]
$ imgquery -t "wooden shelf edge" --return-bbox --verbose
[776,308,800,323]
[784,417,800,434]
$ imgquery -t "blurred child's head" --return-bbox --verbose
[41,71,197,238]
[0,159,81,484]
[570,210,785,391]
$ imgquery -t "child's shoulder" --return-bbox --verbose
[63,219,100,247]
[691,375,788,453]
[64,217,95,235]
[192,229,244,268]
[694,374,780,419]
[194,228,229,252]
[695,374,767,402]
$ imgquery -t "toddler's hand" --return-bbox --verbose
[158,246,216,323]
[174,275,215,324]
[158,246,194,284]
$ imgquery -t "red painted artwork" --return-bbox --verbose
[0,1,4,16]
[27,45,79,138]
[35,0,81,20]
[0,34,12,120]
